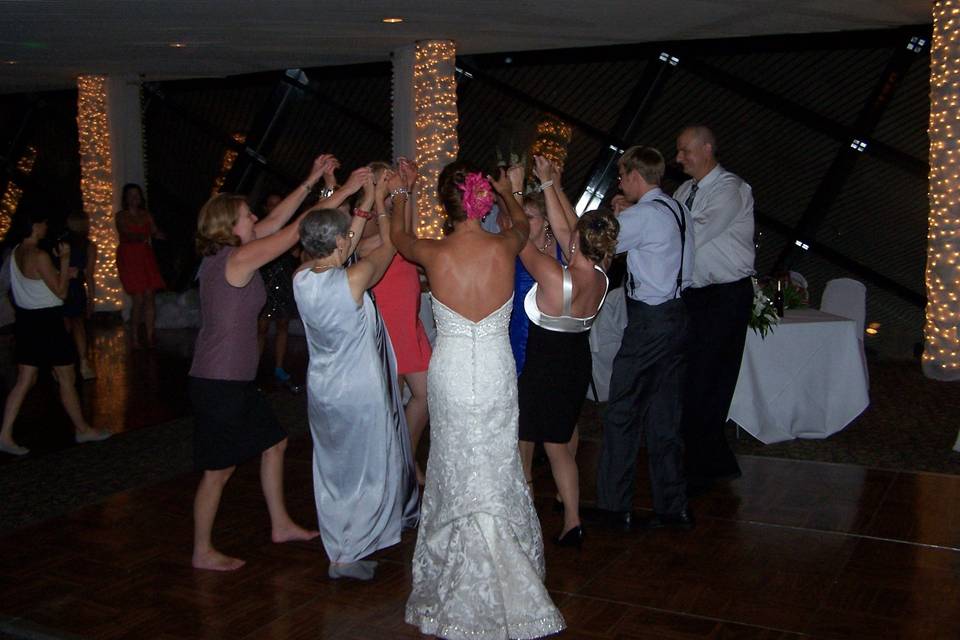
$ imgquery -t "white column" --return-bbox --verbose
[391,40,459,239]
[925,2,960,381]
[106,75,146,211]
[391,45,417,161]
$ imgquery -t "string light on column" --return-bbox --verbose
[211,132,247,195]
[0,145,37,240]
[925,2,960,380]
[413,40,458,239]
[78,75,123,311]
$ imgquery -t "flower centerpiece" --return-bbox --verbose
[760,275,809,310]
[749,277,779,338]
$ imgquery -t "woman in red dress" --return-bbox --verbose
[358,162,432,484]
[116,183,165,348]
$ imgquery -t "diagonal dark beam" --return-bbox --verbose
[772,29,927,271]
[576,52,678,203]
[223,69,307,193]
[281,72,391,140]
[757,211,925,307]
[142,82,297,186]
[454,58,631,151]
[679,45,927,178]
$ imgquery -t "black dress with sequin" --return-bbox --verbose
[259,253,298,320]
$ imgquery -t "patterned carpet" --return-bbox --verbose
[1,358,957,537]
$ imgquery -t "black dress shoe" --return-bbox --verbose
[637,508,695,531]
[554,525,584,548]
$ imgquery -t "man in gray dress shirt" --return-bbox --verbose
[594,145,695,530]
[673,125,755,491]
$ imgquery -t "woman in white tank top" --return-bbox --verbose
[0,212,109,456]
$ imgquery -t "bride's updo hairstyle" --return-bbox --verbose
[577,209,620,266]
[438,160,481,236]
[299,209,349,259]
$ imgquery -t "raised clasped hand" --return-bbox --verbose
[506,164,524,192]
[344,167,373,195]
[310,154,335,183]
[487,168,513,196]
[385,169,405,194]
[532,155,556,184]
[397,157,419,190]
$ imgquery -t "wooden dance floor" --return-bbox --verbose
[0,326,959,638]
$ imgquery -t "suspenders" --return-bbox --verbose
[626,197,687,299]
[654,197,687,298]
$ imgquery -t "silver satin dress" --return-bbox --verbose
[293,267,419,564]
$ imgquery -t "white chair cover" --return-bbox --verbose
[587,287,627,402]
[788,271,808,290]
[821,278,869,386]
[820,278,866,338]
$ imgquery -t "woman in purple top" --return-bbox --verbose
[188,154,370,572]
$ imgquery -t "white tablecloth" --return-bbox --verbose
[729,308,870,444]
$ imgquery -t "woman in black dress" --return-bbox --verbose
[517,157,619,547]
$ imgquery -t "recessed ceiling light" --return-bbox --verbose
[2,60,17,65]
[382,17,404,23]
[169,42,188,48]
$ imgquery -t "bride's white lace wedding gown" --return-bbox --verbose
[406,296,565,640]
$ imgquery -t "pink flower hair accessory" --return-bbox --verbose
[458,172,495,220]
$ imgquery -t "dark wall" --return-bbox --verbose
[0,27,932,357]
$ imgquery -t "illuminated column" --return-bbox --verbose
[392,40,459,239]
[77,75,124,311]
[0,145,38,240]
[925,3,960,381]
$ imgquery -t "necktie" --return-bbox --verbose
[684,183,699,210]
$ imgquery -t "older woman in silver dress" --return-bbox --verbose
[293,170,418,581]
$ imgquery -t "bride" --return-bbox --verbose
[390,158,565,639]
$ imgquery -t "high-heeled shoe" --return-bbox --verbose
[554,525,584,548]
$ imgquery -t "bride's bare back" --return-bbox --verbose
[418,224,518,322]
[390,161,529,323]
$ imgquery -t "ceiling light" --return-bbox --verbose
[866,322,881,336]
[2,60,17,65]
[169,42,188,48]
[382,17,404,23]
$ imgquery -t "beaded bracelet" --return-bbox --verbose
[352,207,375,220]
[390,187,409,199]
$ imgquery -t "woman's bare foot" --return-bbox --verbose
[0,439,29,456]
[75,428,112,444]
[271,522,320,544]
[192,548,245,572]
